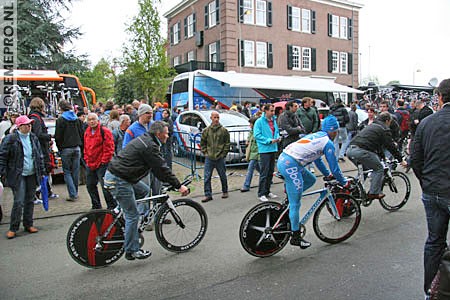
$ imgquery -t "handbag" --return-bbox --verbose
[40,176,49,211]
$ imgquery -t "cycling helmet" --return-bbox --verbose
[321,115,339,132]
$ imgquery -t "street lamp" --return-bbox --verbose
[413,69,421,85]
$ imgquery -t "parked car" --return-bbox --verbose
[173,110,250,163]
[44,118,64,176]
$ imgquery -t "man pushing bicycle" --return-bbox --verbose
[277,115,350,249]
[104,121,189,261]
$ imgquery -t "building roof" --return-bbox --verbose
[196,70,363,94]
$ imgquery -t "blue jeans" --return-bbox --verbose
[61,147,80,198]
[242,159,260,190]
[422,192,450,293]
[340,130,355,157]
[204,157,228,198]
[334,128,348,159]
[277,153,316,231]
[86,164,116,209]
[258,152,276,197]
[104,171,149,253]
[10,175,37,232]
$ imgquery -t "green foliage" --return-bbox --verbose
[360,76,380,86]
[121,0,176,103]
[77,58,115,102]
[386,80,400,86]
[17,0,89,72]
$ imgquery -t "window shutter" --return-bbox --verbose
[238,0,244,22]
[184,52,188,62]
[267,1,272,27]
[205,44,210,61]
[184,18,187,39]
[311,11,316,34]
[177,22,181,43]
[170,26,174,45]
[328,13,332,37]
[327,50,333,72]
[348,52,353,74]
[216,0,220,24]
[239,40,245,67]
[311,48,316,71]
[267,43,273,68]
[193,13,197,33]
[287,44,293,70]
[204,5,209,29]
[194,49,197,60]
[216,40,221,62]
[287,5,292,30]
[348,18,353,40]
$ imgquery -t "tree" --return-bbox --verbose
[77,58,115,103]
[122,0,175,103]
[360,76,380,86]
[17,0,88,72]
[386,80,400,86]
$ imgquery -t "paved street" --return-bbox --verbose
[0,163,428,300]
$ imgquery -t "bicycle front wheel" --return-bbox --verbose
[380,171,411,211]
[239,201,291,258]
[313,194,361,244]
[155,199,208,253]
[66,209,125,268]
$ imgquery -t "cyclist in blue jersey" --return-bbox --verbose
[277,115,351,249]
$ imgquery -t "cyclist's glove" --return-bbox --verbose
[323,174,335,181]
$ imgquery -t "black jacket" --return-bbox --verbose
[277,110,305,148]
[0,131,45,188]
[350,120,402,161]
[55,113,83,149]
[29,110,51,172]
[108,132,181,187]
[411,106,433,136]
[411,104,450,198]
[330,103,349,127]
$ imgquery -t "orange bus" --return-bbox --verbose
[0,69,96,114]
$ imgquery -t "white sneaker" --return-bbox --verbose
[268,193,278,199]
[259,195,269,202]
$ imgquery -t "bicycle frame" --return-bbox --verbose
[272,187,340,232]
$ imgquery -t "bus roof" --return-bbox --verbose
[0,69,63,81]
[175,70,362,94]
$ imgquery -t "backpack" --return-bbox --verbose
[99,113,110,127]
[397,110,410,133]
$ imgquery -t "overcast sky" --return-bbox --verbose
[65,0,450,86]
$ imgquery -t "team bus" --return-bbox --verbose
[0,69,96,114]
[170,70,362,111]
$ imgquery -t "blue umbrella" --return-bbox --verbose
[40,176,49,211]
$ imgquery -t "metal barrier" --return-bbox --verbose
[172,129,250,179]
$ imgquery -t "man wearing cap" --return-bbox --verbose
[0,115,46,239]
[55,100,84,202]
[277,115,350,249]
[347,112,407,200]
[122,104,153,148]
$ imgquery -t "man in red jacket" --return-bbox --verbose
[84,113,116,209]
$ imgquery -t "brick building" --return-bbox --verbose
[164,0,363,89]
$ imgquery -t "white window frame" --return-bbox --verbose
[256,42,267,67]
[173,56,180,66]
[292,46,300,70]
[244,40,255,66]
[209,42,217,62]
[291,7,300,32]
[255,0,266,26]
[301,9,311,33]
[340,52,348,74]
[339,93,348,103]
[243,0,254,24]
[340,16,348,39]
[187,14,194,38]
[331,15,339,38]
[302,47,311,71]
[173,23,180,45]
[187,50,195,62]
[332,51,339,73]
[208,1,217,28]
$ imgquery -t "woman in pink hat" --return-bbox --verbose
[0,115,46,239]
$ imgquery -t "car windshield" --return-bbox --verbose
[200,111,249,127]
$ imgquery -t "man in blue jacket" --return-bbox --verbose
[254,104,280,202]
